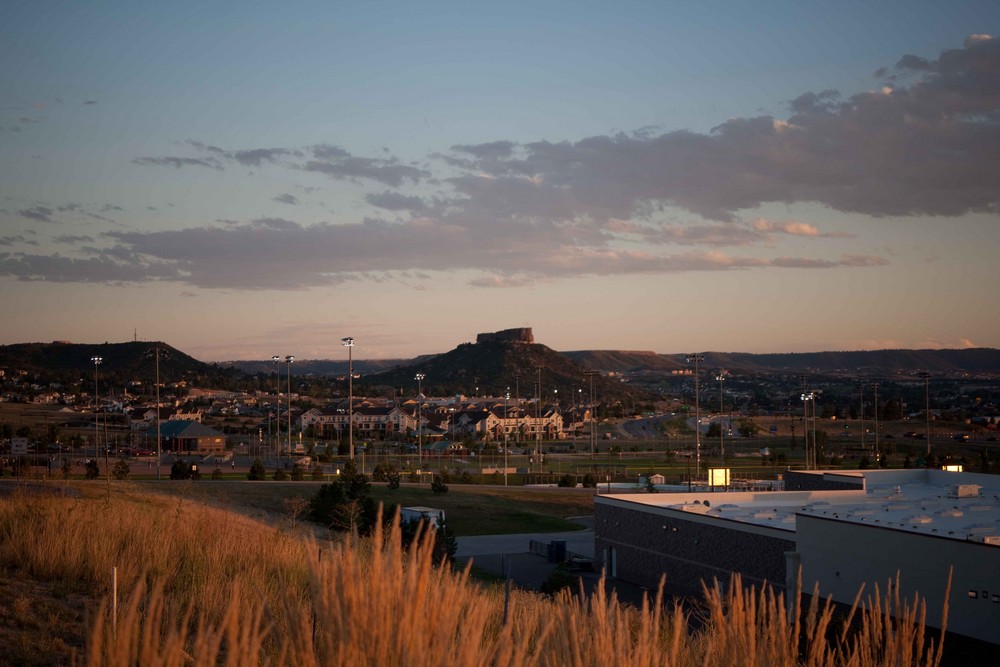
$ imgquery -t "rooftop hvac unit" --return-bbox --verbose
[952,484,981,498]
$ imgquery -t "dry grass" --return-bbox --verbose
[0,487,947,666]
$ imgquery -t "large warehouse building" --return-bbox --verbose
[594,469,999,646]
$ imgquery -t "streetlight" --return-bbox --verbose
[91,356,103,471]
[415,373,425,470]
[716,370,727,463]
[146,345,168,480]
[872,382,881,465]
[504,389,510,486]
[801,391,816,469]
[858,382,865,455]
[341,337,354,461]
[686,354,704,478]
[585,370,598,458]
[535,366,542,471]
[285,356,294,454]
[271,355,280,461]
[919,371,931,457]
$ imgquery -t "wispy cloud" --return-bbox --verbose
[14,36,995,290]
[132,156,223,170]
[18,206,57,223]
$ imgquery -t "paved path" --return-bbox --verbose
[456,523,594,559]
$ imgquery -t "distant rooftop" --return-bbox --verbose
[600,469,1000,546]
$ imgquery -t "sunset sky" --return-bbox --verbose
[2,1,999,361]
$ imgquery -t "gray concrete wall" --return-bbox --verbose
[595,501,795,596]
[797,514,1000,645]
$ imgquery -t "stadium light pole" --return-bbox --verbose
[801,391,816,469]
[146,344,168,481]
[919,371,931,457]
[716,370,727,463]
[585,370,597,458]
[535,366,542,472]
[504,389,510,486]
[872,382,881,465]
[285,356,294,454]
[342,337,354,461]
[415,373,425,470]
[687,354,704,478]
[858,381,865,456]
[91,355,103,466]
[271,355,280,460]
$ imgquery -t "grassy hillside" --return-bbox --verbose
[0,483,946,666]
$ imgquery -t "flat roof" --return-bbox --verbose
[597,469,1000,545]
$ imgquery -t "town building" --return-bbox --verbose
[595,468,1000,647]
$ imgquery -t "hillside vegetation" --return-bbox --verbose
[0,485,946,666]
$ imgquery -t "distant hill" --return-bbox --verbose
[0,341,235,384]
[564,348,1000,375]
[4,339,997,390]
[222,358,425,377]
[364,336,655,403]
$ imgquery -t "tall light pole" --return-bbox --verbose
[504,389,510,486]
[271,355,280,460]
[514,373,521,448]
[342,337,354,461]
[801,391,816,469]
[919,371,931,457]
[146,345,167,480]
[415,373,425,470]
[858,382,865,455]
[285,356,294,454]
[92,356,103,467]
[687,354,704,477]
[585,370,597,458]
[872,383,881,465]
[535,366,542,471]
[716,370,727,463]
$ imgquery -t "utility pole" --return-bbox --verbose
[687,354,704,477]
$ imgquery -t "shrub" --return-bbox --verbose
[247,458,266,481]
[211,467,224,480]
[431,476,448,494]
[386,470,401,490]
[273,467,289,481]
[581,474,597,488]
[290,464,305,481]
[112,459,131,481]
[539,562,577,597]
[170,460,200,480]
[557,474,576,488]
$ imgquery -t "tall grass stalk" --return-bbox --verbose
[0,489,947,665]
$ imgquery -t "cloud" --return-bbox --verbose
[365,191,427,211]
[304,156,427,187]
[443,36,1000,221]
[0,235,36,246]
[18,206,56,222]
[54,235,94,244]
[0,253,182,284]
[133,156,223,170]
[18,37,994,290]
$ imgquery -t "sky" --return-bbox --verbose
[2,0,999,362]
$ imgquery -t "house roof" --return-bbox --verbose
[151,420,223,438]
